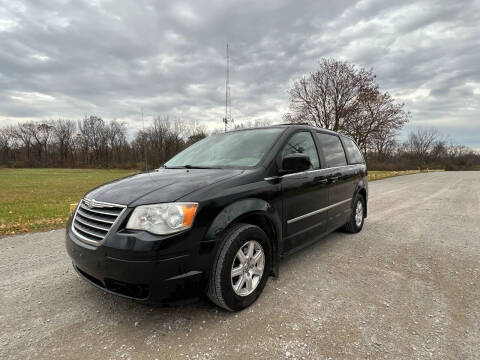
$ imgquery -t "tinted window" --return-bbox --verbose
[165,128,284,167]
[343,138,364,164]
[316,133,347,168]
[281,131,320,170]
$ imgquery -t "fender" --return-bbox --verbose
[204,198,282,276]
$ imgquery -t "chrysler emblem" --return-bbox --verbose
[84,198,96,209]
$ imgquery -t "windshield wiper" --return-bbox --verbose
[164,165,217,169]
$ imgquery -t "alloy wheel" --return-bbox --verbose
[355,200,363,227]
[231,240,265,296]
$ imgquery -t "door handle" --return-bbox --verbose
[329,176,339,183]
[314,177,328,184]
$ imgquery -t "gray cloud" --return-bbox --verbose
[0,0,479,146]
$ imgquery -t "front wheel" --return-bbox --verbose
[207,223,271,311]
[343,195,365,233]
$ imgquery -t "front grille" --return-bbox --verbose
[72,199,126,245]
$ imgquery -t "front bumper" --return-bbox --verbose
[65,219,208,303]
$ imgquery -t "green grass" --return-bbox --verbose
[368,170,420,181]
[0,168,137,236]
[368,169,445,181]
[368,169,444,181]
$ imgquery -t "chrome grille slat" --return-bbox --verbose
[72,199,126,245]
[79,202,122,217]
[74,216,111,232]
[77,208,115,224]
[74,223,105,239]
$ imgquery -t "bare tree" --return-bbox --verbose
[345,88,409,151]
[285,58,375,131]
[0,127,13,164]
[406,128,441,162]
[9,122,36,161]
[234,119,272,129]
[370,128,399,159]
[135,115,198,169]
[52,119,76,165]
[31,122,54,163]
[77,116,108,166]
[285,58,409,151]
[186,123,208,146]
[106,120,127,165]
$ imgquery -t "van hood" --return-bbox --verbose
[85,168,243,206]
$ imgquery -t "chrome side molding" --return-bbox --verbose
[287,198,352,224]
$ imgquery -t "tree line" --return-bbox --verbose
[367,127,480,171]
[0,116,207,169]
[1,58,478,171]
[1,116,477,171]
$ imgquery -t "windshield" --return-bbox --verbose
[164,128,284,168]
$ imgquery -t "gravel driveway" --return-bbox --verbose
[1,172,479,359]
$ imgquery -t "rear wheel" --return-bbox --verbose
[343,194,365,233]
[207,223,271,311]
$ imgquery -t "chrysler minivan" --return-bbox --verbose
[66,124,368,311]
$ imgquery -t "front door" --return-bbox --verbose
[280,131,329,253]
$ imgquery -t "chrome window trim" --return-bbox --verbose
[71,199,127,246]
[264,164,360,181]
[287,198,352,224]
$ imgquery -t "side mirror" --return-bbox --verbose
[281,153,311,174]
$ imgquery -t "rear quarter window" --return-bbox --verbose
[342,138,365,164]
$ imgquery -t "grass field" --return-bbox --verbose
[368,169,445,181]
[368,170,420,181]
[0,168,429,237]
[0,168,136,236]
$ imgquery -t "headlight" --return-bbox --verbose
[126,202,198,235]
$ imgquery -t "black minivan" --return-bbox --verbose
[66,124,367,311]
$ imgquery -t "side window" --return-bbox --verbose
[316,133,347,168]
[343,138,365,164]
[281,131,320,170]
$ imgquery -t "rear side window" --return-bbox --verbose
[343,138,365,164]
[281,131,320,169]
[316,133,347,168]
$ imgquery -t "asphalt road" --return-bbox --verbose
[1,172,479,360]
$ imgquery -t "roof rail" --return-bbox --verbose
[276,122,313,126]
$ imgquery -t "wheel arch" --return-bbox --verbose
[204,198,282,277]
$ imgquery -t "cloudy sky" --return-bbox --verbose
[1,0,479,146]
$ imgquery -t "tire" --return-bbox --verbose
[207,223,271,311]
[343,194,365,233]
